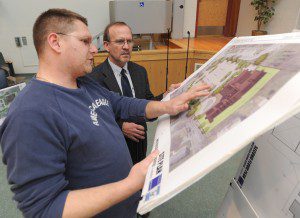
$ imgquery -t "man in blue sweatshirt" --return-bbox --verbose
[0,8,210,218]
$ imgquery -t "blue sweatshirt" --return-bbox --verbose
[0,76,149,218]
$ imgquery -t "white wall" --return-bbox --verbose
[266,0,300,34]
[0,0,197,74]
[3,0,299,74]
[0,0,110,74]
[235,0,256,36]
[183,0,197,38]
[236,0,300,36]
[0,0,300,73]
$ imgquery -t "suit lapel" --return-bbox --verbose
[102,59,122,95]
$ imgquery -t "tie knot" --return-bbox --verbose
[120,68,126,76]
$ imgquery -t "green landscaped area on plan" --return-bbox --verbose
[196,66,279,133]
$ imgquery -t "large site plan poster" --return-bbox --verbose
[137,32,300,214]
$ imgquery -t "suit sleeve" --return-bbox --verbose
[143,67,163,101]
[116,119,125,130]
[1,109,69,218]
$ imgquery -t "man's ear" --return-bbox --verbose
[103,41,110,52]
[47,33,62,53]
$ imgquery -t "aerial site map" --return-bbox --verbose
[169,42,300,171]
[0,83,26,125]
[138,33,300,214]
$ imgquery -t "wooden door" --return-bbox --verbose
[195,0,241,37]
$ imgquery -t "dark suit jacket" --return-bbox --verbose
[89,59,163,164]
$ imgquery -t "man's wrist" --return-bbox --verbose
[161,101,170,115]
[123,176,141,193]
[121,122,126,131]
[146,101,171,119]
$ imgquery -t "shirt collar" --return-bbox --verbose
[108,58,128,75]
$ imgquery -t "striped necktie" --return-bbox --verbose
[120,68,133,97]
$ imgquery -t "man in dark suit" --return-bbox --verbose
[90,22,178,164]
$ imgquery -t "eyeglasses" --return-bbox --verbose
[108,39,134,47]
[56,32,93,46]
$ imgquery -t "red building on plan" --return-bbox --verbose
[206,70,265,122]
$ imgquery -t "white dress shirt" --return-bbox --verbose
[108,58,136,97]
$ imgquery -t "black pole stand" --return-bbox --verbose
[166,28,170,91]
[184,31,191,79]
